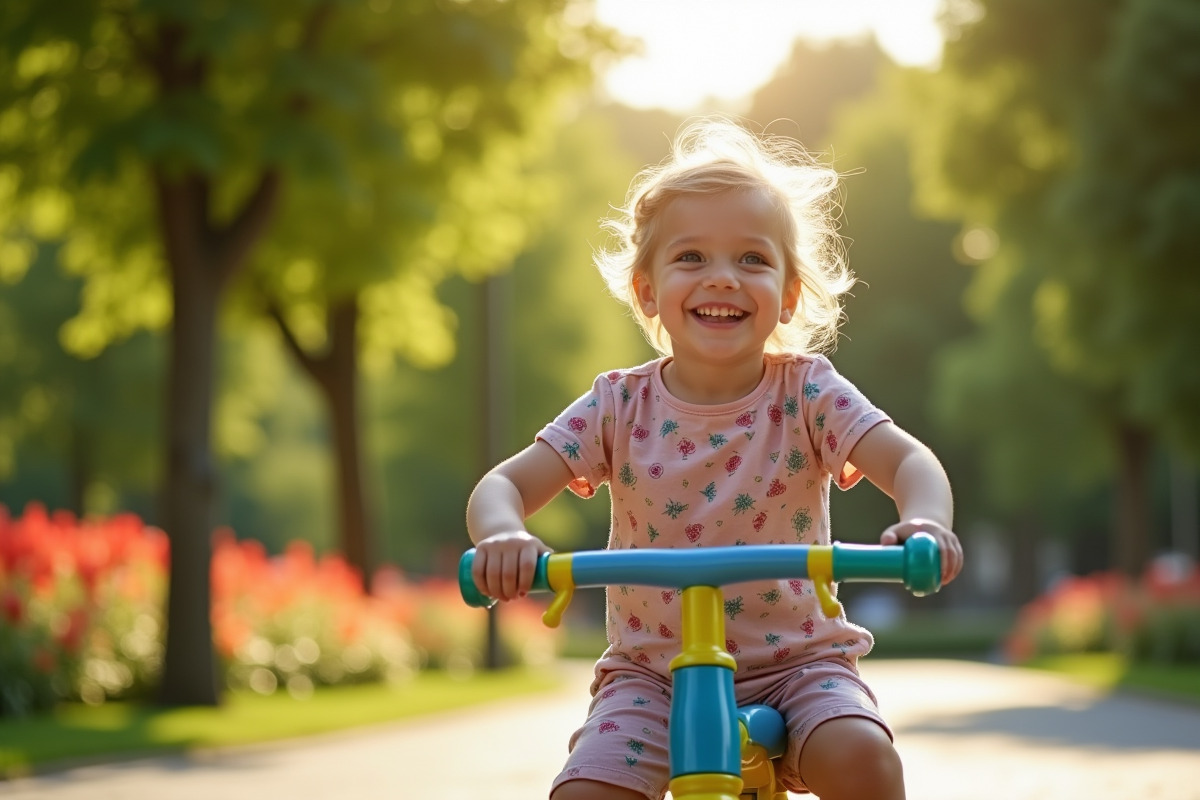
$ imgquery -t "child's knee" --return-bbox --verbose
[799,717,903,798]
[551,778,648,800]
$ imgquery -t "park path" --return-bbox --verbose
[2,658,1198,800]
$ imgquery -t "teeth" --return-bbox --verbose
[696,307,744,318]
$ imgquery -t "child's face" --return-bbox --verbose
[635,189,801,369]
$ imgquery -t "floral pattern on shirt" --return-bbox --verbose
[536,353,888,677]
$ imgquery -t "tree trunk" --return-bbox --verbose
[158,204,222,706]
[322,299,373,588]
[1113,422,1153,578]
[153,165,280,706]
[272,296,375,588]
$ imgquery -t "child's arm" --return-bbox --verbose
[845,421,964,585]
[466,439,579,602]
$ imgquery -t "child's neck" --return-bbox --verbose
[662,356,767,405]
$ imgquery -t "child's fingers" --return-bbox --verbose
[472,538,544,601]
[879,522,963,585]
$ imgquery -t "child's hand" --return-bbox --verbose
[471,531,551,602]
[880,519,963,586]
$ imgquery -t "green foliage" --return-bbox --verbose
[905,0,1200,546]
[0,248,162,506]
[1049,0,1200,453]
[1,0,620,355]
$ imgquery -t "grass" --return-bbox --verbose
[1023,653,1200,705]
[0,666,560,779]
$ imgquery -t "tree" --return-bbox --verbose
[905,0,1200,575]
[0,0,615,705]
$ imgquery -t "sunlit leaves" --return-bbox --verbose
[360,271,457,373]
[0,239,35,283]
[14,41,78,86]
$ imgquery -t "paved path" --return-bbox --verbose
[2,659,1198,799]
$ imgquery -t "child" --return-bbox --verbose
[466,117,963,800]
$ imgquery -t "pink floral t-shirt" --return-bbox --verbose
[536,353,890,682]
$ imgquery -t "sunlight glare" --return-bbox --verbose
[594,0,944,112]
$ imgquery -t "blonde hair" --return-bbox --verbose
[595,117,855,356]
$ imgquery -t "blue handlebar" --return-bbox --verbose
[459,533,941,617]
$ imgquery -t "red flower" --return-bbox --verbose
[568,417,587,433]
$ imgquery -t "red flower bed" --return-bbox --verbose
[1004,556,1200,666]
[0,504,560,717]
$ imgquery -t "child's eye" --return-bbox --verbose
[742,253,768,265]
[677,252,702,263]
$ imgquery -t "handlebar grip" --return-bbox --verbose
[458,549,495,608]
[458,549,554,608]
[901,532,941,596]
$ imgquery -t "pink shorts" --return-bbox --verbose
[550,659,890,799]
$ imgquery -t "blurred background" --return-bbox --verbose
[1,0,1197,718]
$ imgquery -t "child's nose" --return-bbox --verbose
[703,261,739,289]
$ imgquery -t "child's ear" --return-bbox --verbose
[634,273,659,318]
[780,277,802,324]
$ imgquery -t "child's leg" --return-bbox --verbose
[551,779,648,800]
[744,658,901,798]
[549,671,672,800]
[797,716,904,800]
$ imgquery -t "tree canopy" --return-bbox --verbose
[907,0,1200,573]
[0,0,618,704]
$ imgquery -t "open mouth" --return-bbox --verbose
[692,306,746,324]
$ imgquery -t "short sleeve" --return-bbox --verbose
[535,373,617,499]
[801,356,890,490]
